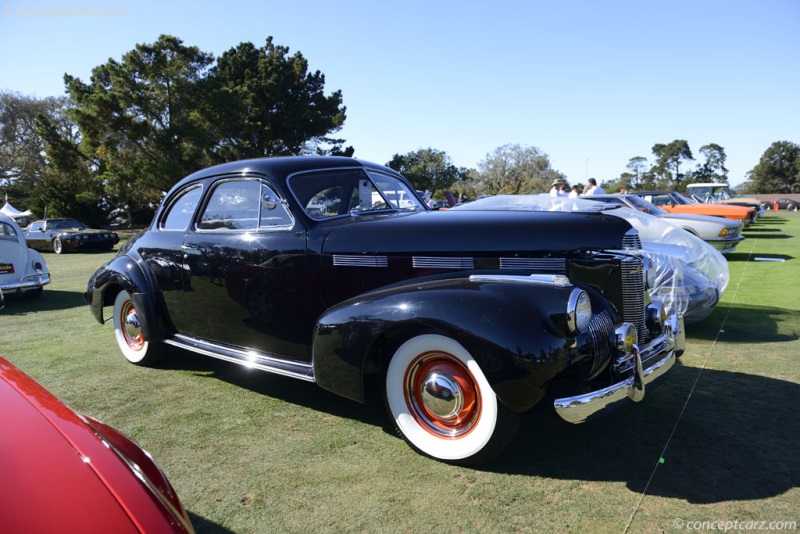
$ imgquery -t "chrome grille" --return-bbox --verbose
[500,257,566,272]
[333,255,388,267]
[622,228,642,251]
[621,256,646,346]
[588,310,614,374]
[413,256,474,269]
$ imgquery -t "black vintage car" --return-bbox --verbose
[25,219,119,254]
[86,156,685,465]
[763,198,800,212]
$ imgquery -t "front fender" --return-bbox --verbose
[312,274,615,413]
[87,255,164,342]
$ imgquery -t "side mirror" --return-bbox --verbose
[262,194,278,211]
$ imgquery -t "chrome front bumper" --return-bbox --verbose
[554,313,684,424]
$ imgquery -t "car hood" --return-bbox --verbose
[0,357,191,533]
[320,209,633,255]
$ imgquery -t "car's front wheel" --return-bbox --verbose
[52,237,63,254]
[113,290,165,366]
[384,334,519,466]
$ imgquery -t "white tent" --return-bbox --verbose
[1,196,33,219]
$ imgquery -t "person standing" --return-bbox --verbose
[550,180,568,197]
[568,185,580,198]
[582,178,605,196]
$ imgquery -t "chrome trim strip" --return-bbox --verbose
[78,414,195,534]
[553,313,682,424]
[164,334,315,382]
[413,256,474,269]
[332,255,388,267]
[499,257,566,271]
[468,274,572,287]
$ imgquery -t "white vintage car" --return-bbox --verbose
[0,213,50,299]
[585,194,745,254]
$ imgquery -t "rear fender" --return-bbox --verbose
[312,274,602,413]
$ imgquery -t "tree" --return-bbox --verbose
[625,156,649,190]
[467,144,565,195]
[742,141,800,194]
[210,38,349,159]
[386,148,468,196]
[694,143,729,183]
[652,140,693,189]
[0,91,65,208]
[42,35,351,221]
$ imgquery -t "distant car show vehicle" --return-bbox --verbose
[632,190,757,226]
[86,156,684,465]
[763,198,800,212]
[685,183,764,214]
[0,356,194,533]
[24,218,119,254]
[0,213,50,299]
[582,193,745,254]
[451,195,729,324]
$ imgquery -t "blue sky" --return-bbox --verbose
[1,0,798,187]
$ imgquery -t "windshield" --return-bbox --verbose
[624,195,667,215]
[49,219,85,230]
[364,170,425,212]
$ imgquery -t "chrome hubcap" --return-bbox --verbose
[121,301,143,350]
[404,352,480,438]
[420,371,463,419]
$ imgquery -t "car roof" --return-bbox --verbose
[175,156,400,189]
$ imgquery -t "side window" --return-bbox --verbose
[259,183,294,227]
[1,222,18,239]
[161,185,203,231]
[28,222,43,232]
[306,186,344,219]
[199,180,260,231]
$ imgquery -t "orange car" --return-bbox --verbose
[633,191,756,226]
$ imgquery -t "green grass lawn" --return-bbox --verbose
[1,213,798,533]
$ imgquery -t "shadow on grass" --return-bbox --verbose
[187,512,235,534]
[158,347,798,504]
[688,303,799,344]
[1,289,88,315]
[159,349,386,427]
[491,362,799,503]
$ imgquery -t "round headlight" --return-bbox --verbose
[567,289,592,334]
[614,323,638,352]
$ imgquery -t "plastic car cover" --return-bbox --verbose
[451,195,729,324]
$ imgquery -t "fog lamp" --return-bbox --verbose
[614,323,637,353]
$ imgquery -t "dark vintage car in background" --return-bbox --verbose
[763,198,800,212]
[24,218,119,254]
[86,156,685,465]
[0,356,194,533]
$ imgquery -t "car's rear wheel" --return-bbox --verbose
[52,237,63,254]
[384,334,519,466]
[113,290,165,366]
[790,205,798,212]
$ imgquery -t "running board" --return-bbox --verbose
[164,334,315,382]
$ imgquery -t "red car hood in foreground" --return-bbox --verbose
[0,357,193,533]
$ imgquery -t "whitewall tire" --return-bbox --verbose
[385,334,518,465]
[113,290,164,366]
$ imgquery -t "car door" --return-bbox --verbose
[173,177,311,362]
[24,221,49,251]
